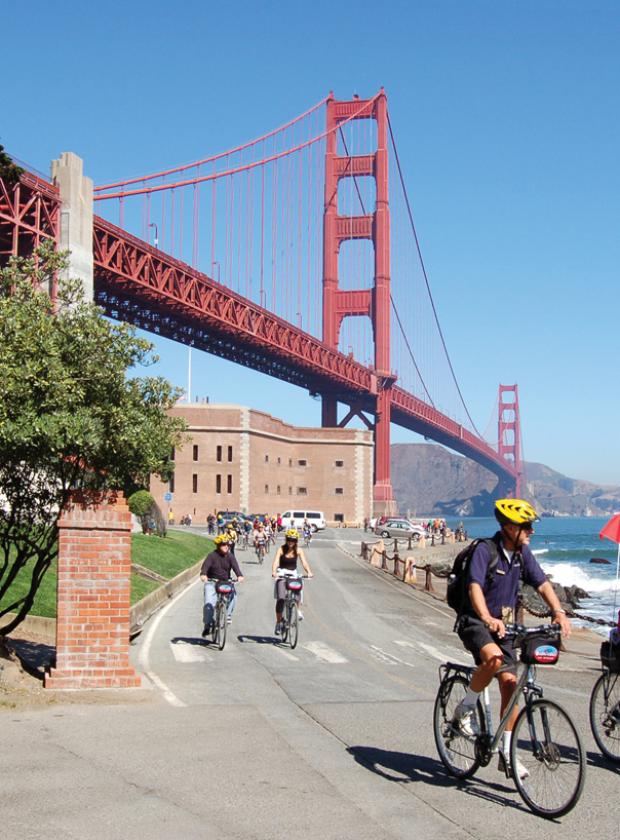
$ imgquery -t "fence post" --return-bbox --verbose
[382,550,388,571]
[424,564,436,594]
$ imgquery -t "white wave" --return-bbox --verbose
[532,548,549,556]
[541,561,620,593]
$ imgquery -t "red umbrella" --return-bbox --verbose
[600,513,620,544]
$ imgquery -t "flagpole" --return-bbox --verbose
[187,344,192,404]
[613,542,620,621]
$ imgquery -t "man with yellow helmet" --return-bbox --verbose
[271,528,313,635]
[452,498,571,780]
[200,533,244,636]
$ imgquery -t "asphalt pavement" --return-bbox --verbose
[2,528,619,839]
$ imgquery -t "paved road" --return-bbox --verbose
[2,529,619,839]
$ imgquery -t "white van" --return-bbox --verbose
[281,510,326,532]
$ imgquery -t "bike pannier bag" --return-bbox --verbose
[285,578,303,592]
[216,581,234,596]
[520,634,560,665]
[600,640,620,673]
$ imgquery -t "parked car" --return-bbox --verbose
[374,518,425,540]
[281,510,326,532]
[217,510,246,525]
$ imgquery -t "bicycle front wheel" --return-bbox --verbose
[590,671,620,762]
[288,602,299,650]
[433,674,483,779]
[511,698,585,818]
[216,602,227,651]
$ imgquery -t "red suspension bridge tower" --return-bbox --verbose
[498,384,523,498]
[321,90,396,515]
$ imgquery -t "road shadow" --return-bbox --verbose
[586,748,620,774]
[171,635,208,647]
[237,634,280,645]
[6,638,55,682]
[347,745,527,814]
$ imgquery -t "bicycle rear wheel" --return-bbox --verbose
[511,698,585,818]
[590,671,620,762]
[433,674,484,779]
[288,602,299,649]
[216,602,227,651]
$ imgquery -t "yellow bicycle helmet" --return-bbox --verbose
[494,498,539,526]
[285,528,299,540]
[214,534,232,546]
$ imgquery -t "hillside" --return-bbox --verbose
[391,443,620,517]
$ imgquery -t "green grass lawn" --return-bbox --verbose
[0,529,213,619]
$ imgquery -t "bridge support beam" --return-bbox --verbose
[51,152,94,300]
[321,395,338,427]
[373,387,397,516]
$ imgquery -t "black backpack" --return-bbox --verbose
[446,536,501,624]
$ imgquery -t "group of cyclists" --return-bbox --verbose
[198,495,613,811]
[199,524,314,638]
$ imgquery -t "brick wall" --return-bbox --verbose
[45,491,140,689]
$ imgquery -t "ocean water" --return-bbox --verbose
[454,516,620,636]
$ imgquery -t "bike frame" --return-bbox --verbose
[479,665,543,754]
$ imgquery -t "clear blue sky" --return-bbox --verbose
[4,1,619,485]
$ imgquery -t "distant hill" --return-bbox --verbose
[391,443,620,517]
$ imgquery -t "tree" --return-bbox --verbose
[0,242,188,634]
[127,489,163,535]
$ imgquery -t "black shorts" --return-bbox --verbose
[457,614,517,672]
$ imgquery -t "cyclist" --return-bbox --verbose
[302,519,312,545]
[452,498,571,779]
[271,528,313,635]
[200,534,244,635]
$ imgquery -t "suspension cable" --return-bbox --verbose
[387,111,482,437]
[338,126,435,406]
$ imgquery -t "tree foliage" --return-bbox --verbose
[0,242,188,634]
[0,145,24,186]
[127,490,155,518]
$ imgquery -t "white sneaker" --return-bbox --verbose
[297,610,304,621]
[452,703,480,737]
[498,752,530,780]
[274,623,281,636]
[227,617,232,625]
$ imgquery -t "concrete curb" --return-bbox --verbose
[129,560,203,634]
[0,613,56,642]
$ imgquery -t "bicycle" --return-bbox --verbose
[240,531,250,551]
[433,623,585,819]
[255,540,267,565]
[207,580,235,651]
[303,530,312,548]
[278,573,305,650]
[589,636,620,762]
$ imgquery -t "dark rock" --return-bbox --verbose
[566,584,589,602]
[590,557,611,565]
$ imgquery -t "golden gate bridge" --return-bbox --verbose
[0,89,521,514]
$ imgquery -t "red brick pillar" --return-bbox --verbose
[45,491,141,689]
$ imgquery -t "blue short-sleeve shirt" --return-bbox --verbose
[467,533,547,619]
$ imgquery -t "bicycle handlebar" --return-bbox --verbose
[502,622,561,641]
